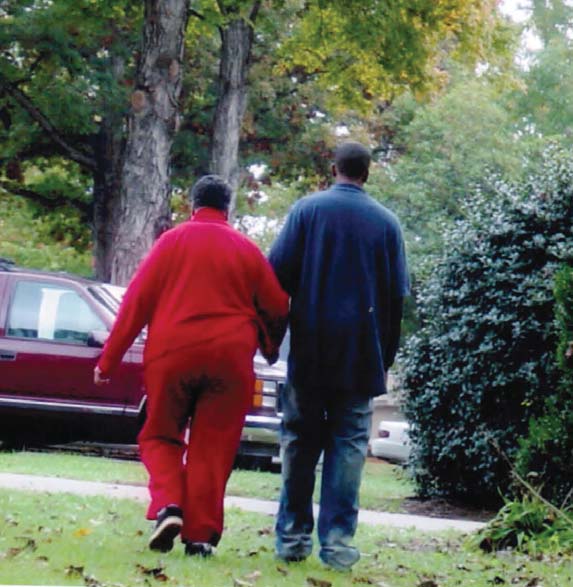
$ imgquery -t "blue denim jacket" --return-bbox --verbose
[269,183,409,397]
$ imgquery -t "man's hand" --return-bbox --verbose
[94,365,110,386]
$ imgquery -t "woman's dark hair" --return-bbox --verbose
[189,175,232,211]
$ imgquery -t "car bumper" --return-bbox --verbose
[239,414,281,460]
[370,438,410,462]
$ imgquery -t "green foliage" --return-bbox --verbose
[401,146,573,505]
[234,179,306,254]
[371,74,526,280]
[0,194,91,275]
[513,36,573,149]
[277,0,512,113]
[474,495,573,554]
[516,266,573,506]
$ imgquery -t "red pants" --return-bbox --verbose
[138,336,255,545]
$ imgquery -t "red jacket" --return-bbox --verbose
[97,208,289,376]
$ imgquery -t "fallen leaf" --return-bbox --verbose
[418,581,439,587]
[489,578,506,585]
[84,574,102,587]
[16,537,37,551]
[244,570,262,581]
[257,527,272,536]
[4,547,24,559]
[277,566,288,576]
[73,528,92,538]
[306,577,333,587]
[247,545,268,556]
[134,563,169,581]
[233,579,253,587]
[525,579,541,587]
[36,555,49,563]
[352,577,376,584]
[65,565,85,577]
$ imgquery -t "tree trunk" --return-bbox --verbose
[92,56,126,283]
[210,3,260,216]
[111,0,189,285]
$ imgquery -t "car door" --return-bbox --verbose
[0,276,131,408]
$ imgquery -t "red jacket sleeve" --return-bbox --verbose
[253,251,289,364]
[97,233,171,376]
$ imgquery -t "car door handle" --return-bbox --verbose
[0,350,17,361]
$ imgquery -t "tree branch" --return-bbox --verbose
[188,7,205,20]
[0,180,91,217]
[0,77,97,172]
[215,0,226,16]
[249,0,262,23]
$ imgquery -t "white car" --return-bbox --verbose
[370,420,410,463]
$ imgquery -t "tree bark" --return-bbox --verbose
[92,106,125,280]
[210,2,260,216]
[111,0,189,285]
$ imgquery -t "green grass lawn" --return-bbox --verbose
[0,489,571,587]
[0,450,414,512]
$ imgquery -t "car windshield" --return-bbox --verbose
[87,285,142,343]
[88,284,126,316]
[278,329,290,362]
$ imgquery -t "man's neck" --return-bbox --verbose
[335,175,364,189]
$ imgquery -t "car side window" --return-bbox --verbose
[7,281,106,345]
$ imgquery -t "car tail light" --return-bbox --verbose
[253,379,278,409]
[253,379,264,407]
[378,429,390,438]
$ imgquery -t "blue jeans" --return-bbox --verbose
[275,382,372,570]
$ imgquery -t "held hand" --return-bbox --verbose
[94,365,111,386]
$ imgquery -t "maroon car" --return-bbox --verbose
[0,259,285,462]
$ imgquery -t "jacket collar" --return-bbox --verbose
[191,207,228,224]
[332,182,366,194]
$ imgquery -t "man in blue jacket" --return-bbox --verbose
[269,141,409,571]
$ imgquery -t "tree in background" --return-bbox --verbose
[368,69,524,280]
[513,0,573,148]
[1,0,509,282]
[209,0,261,211]
[111,0,189,285]
[400,147,573,505]
[0,0,142,281]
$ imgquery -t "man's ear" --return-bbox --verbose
[363,169,369,184]
[331,163,337,178]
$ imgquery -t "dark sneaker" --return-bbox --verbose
[149,505,183,552]
[277,553,308,563]
[184,542,215,557]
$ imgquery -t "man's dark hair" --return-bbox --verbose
[189,175,232,211]
[334,141,371,180]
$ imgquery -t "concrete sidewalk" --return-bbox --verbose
[0,473,486,533]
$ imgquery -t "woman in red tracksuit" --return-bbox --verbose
[94,175,289,557]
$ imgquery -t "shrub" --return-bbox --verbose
[474,494,573,554]
[400,147,573,505]
[516,266,573,506]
